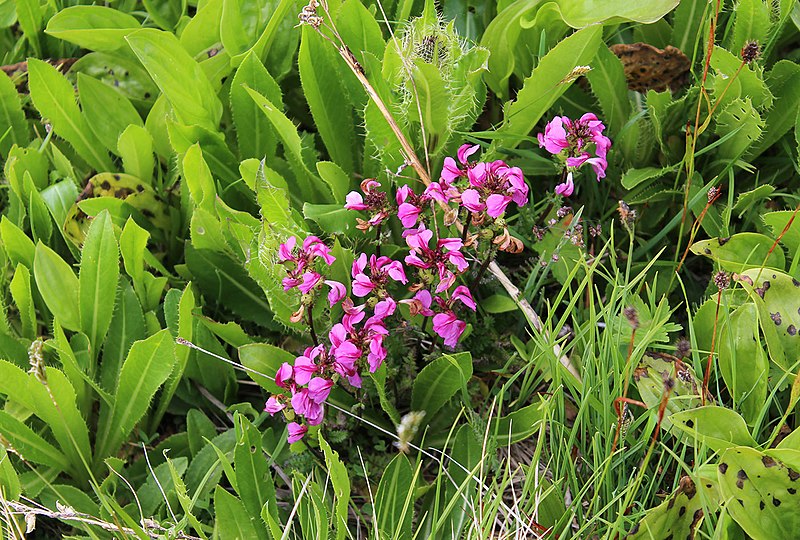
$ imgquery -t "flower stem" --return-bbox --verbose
[374,223,382,257]
[471,248,496,292]
[308,305,319,346]
[461,213,472,243]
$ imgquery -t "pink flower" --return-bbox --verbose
[433,311,467,348]
[275,363,293,388]
[351,253,407,298]
[325,280,346,306]
[278,236,297,263]
[441,156,463,183]
[307,377,333,404]
[264,396,285,414]
[287,422,307,443]
[367,335,387,372]
[566,154,607,180]
[457,143,480,165]
[293,345,323,385]
[486,194,512,218]
[401,290,435,316]
[461,189,484,213]
[555,172,575,197]
[345,191,369,210]
[538,116,570,154]
[342,298,365,329]
[298,271,322,294]
[451,286,476,311]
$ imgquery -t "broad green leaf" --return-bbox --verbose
[27,58,113,171]
[230,51,281,161]
[33,242,79,331]
[586,44,631,136]
[95,329,176,462]
[238,342,294,394]
[408,60,452,155]
[214,486,261,539]
[737,269,800,368]
[671,0,706,60]
[717,447,800,539]
[45,6,140,51]
[411,352,472,419]
[77,73,143,155]
[718,303,768,425]
[299,26,356,174]
[9,264,35,339]
[302,203,359,236]
[337,0,385,60]
[0,72,28,157]
[374,453,414,540]
[749,61,800,157]
[126,29,223,131]
[316,161,351,202]
[234,414,274,539]
[318,432,349,540]
[0,216,35,268]
[185,246,272,326]
[670,406,758,451]
[710,47,772,110]
[118,125,155,185]
[0,447,20,500]
[182,143,216,211]
[495,26,602,149]
[492,398,548,445]
[16,0,42,56]
[730,0,772,58]
[40,180,79,230]
[245,86,327,202]
[714,98,764,160]
[763,210,800,254]
[627,477,704,539]
[71,51,160,107]
[552,0,679,28]
[0,410,70,470]
[481,293,518,314]
[690,233,785,273]
[79,211,119,355]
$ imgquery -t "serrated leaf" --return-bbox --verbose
[230,51,281,161]
[0,71,28,157]
[714,98,764,160]
[78,73,143,155]
[214,485,261,539]
[45,6,140,51]
[33,242,80,331]
[79,211,119,356]
[319,432,349,540]
[27,58,113,171]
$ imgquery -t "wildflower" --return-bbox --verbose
[287,422,308,443]
[275,363,293,388]
[307,377,334,403]
[461,160,528,218]
[351,253,407,297]
[344,179,392,230]
[538,113,611,196]
[278,236,336,293]
[264,396,286,414]
[293,345,323,385]
[400,290,435,317]
[404,225,469,293]
[432,310,467,348]
[396,185,429,227]
[324,280,346,306]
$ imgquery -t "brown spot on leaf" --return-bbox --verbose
[762,456,777,467]
[773,497,781,506]
[771,312,782,325]
[788,468,800,481]
[736,469,748,489]
[718,236,730,246]
[719,463,729,474]
[788,325,797,336]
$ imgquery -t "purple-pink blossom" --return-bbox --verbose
[287,422,307,443]
[538,113,611,197]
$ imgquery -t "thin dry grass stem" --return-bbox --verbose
[764,201,800,262]
[0,499,202,540]
[299,1,581,383]
[280,475,312,540]
[676,186,723,273]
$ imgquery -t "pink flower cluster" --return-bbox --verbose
[267,144,529,444]
[537,113,611,197]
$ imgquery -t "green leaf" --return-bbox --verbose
[0,216,35,268]
[9,264,35,339]
[627,477,705,539]
[749,61,800,157]
[118,125,155,185]
[586,40,631,136]
[552,0,679,28]
[0,447,20,501]
[33,242,80,331]
[481,294,518,314]
[126,29,222,131]
[245,86,326,202]
[369,364,402,425]
[318,432,349,540]
[95,329,176,463]
[714,98,764,160]
[492,399,548,445]
[316,161,352,202]
[730,0,772,57]
[45,6,140,52]
[230,51,281,161]
[670,406,758,451]
[79,211,120,355]
[0,410,70,470]
[182,143,217,211]
[717,447,800,539]
[718,303,769,425]
[411,352,472,418]
[16,0,42,56]
[736,269,800,369]
[0,71,28,157]
[299,26,356,174]
[690,233,785,273]
[214,486,261,539]
[302,203,359,236]
[101,279,146,392]
[185,246,272,326]
[27,58,113,171]
[234,414,274,540]
[494,26,602,149]
[763,210,800,254]
[408,60,452,155]
[374,453,414,540]
[238,342,294,394]
[77,73,143,155]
